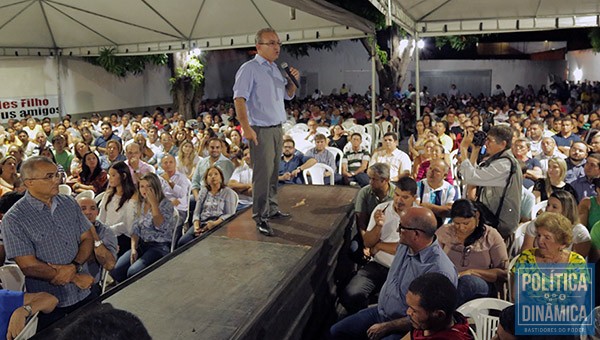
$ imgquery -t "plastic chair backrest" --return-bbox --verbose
[342,120,356,130]
[326,147,344,174]
[0,264,25,291]
[532,200,547,218]
[348,125,366,134]
[14,312,39,340]
[364,123,381,145]
[58,184,72,196]
[290,123,308,132]
[170,206,181,253]
[75,189,95,200]
[380,121,394,134]
[316,126,330,137]
[506,256,520,302]
[457,298,513,340]
[302,163,334,185]
[94,192,105,205]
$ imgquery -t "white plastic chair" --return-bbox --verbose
[457,298,513,340]
[58,184,72,196]
[511,223,528,257]
[14,312,39,340]
[341,119,356,130]
[379,121,394,134]
[364,123,381,146]
[94,191,105,205]
[506,256,520,302]
[100,269,110,294]
[75,189,95,200]
[532,200,547,218]
[316,126,330,137]
[302,163,335,185]
[348,125,366,134]
[0,264,26,291]
[289,123,308,133]
[326,147,344,174]
[170,206,181,253]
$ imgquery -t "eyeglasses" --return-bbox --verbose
[26,172,62,181]
[258,41,282,47]
[399,224,424,233]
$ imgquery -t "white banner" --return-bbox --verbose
[0,95,60,124]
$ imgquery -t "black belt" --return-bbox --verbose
[254,124,282,128]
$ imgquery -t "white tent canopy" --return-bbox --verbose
[0,0,373,56]
[369,0,600,37]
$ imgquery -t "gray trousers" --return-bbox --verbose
[249,125,283,223]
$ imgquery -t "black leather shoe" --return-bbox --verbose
[269,211,291,219]
[257,221,275,236]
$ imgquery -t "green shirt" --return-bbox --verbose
[354,183,396,215]
[54,150,74,173]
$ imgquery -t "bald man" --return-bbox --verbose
[330,207,458,340]
[77,197,117,297]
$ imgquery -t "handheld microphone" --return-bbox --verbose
[280,62,300,89]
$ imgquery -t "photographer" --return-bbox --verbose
[459,125,522,239]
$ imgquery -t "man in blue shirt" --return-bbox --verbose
[2,157,95,331]
[330,206,457,339]
[1,290,58,340]
[93,122,122,155]
[233,27,300,236]
[278,139,316,185]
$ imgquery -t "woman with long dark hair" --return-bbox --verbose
[98,161,139,256]
[436,199,508,305]
[111,173,175,282]
[74,151,108,194]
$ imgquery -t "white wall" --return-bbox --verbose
[278,40,374,98]
[410,59,566,96]
[566,49,600,82]
[0,56,172,118]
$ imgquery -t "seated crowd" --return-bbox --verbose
[1,79,600,338]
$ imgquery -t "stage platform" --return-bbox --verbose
[35,184,358,339]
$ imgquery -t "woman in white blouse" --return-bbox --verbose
[98,161,140,256]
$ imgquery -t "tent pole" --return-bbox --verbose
[371,35,377,152]
[56,53,64,120]
[415,34,421,121]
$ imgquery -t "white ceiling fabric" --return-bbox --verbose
[0,0,373,56]
[369,0,600,37]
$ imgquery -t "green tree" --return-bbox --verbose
[85,47,167,77]
[170,52,206,119]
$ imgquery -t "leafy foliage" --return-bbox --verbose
[284,41,338,58]
[589,28,600,53]
[169,56,205,91]
[85,47,167,77]
[434,35,480,50]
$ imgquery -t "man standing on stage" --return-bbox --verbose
[233,28,299,236]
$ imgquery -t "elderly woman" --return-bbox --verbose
[177,166,237,247]
[522,190,591,258]
[511,212,587,298]
[533,157,576,203]
[111,173,175,282]
[436,199,508,305]
[0,155,19,195]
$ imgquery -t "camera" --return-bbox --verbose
[473,131,487,147]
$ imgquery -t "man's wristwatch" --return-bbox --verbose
[22,305,33,318]
[71,260,83,273]
[94,240,104,248]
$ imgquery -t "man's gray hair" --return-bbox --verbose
[368,162,390,180]
[255,28,276,44]
[21,156,55,180]
[487,125,513,148]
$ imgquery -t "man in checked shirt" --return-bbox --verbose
[2,156,95,331]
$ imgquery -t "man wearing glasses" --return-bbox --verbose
[233,28,300,237]
[330,206,457,339]
[2,156,95,331]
